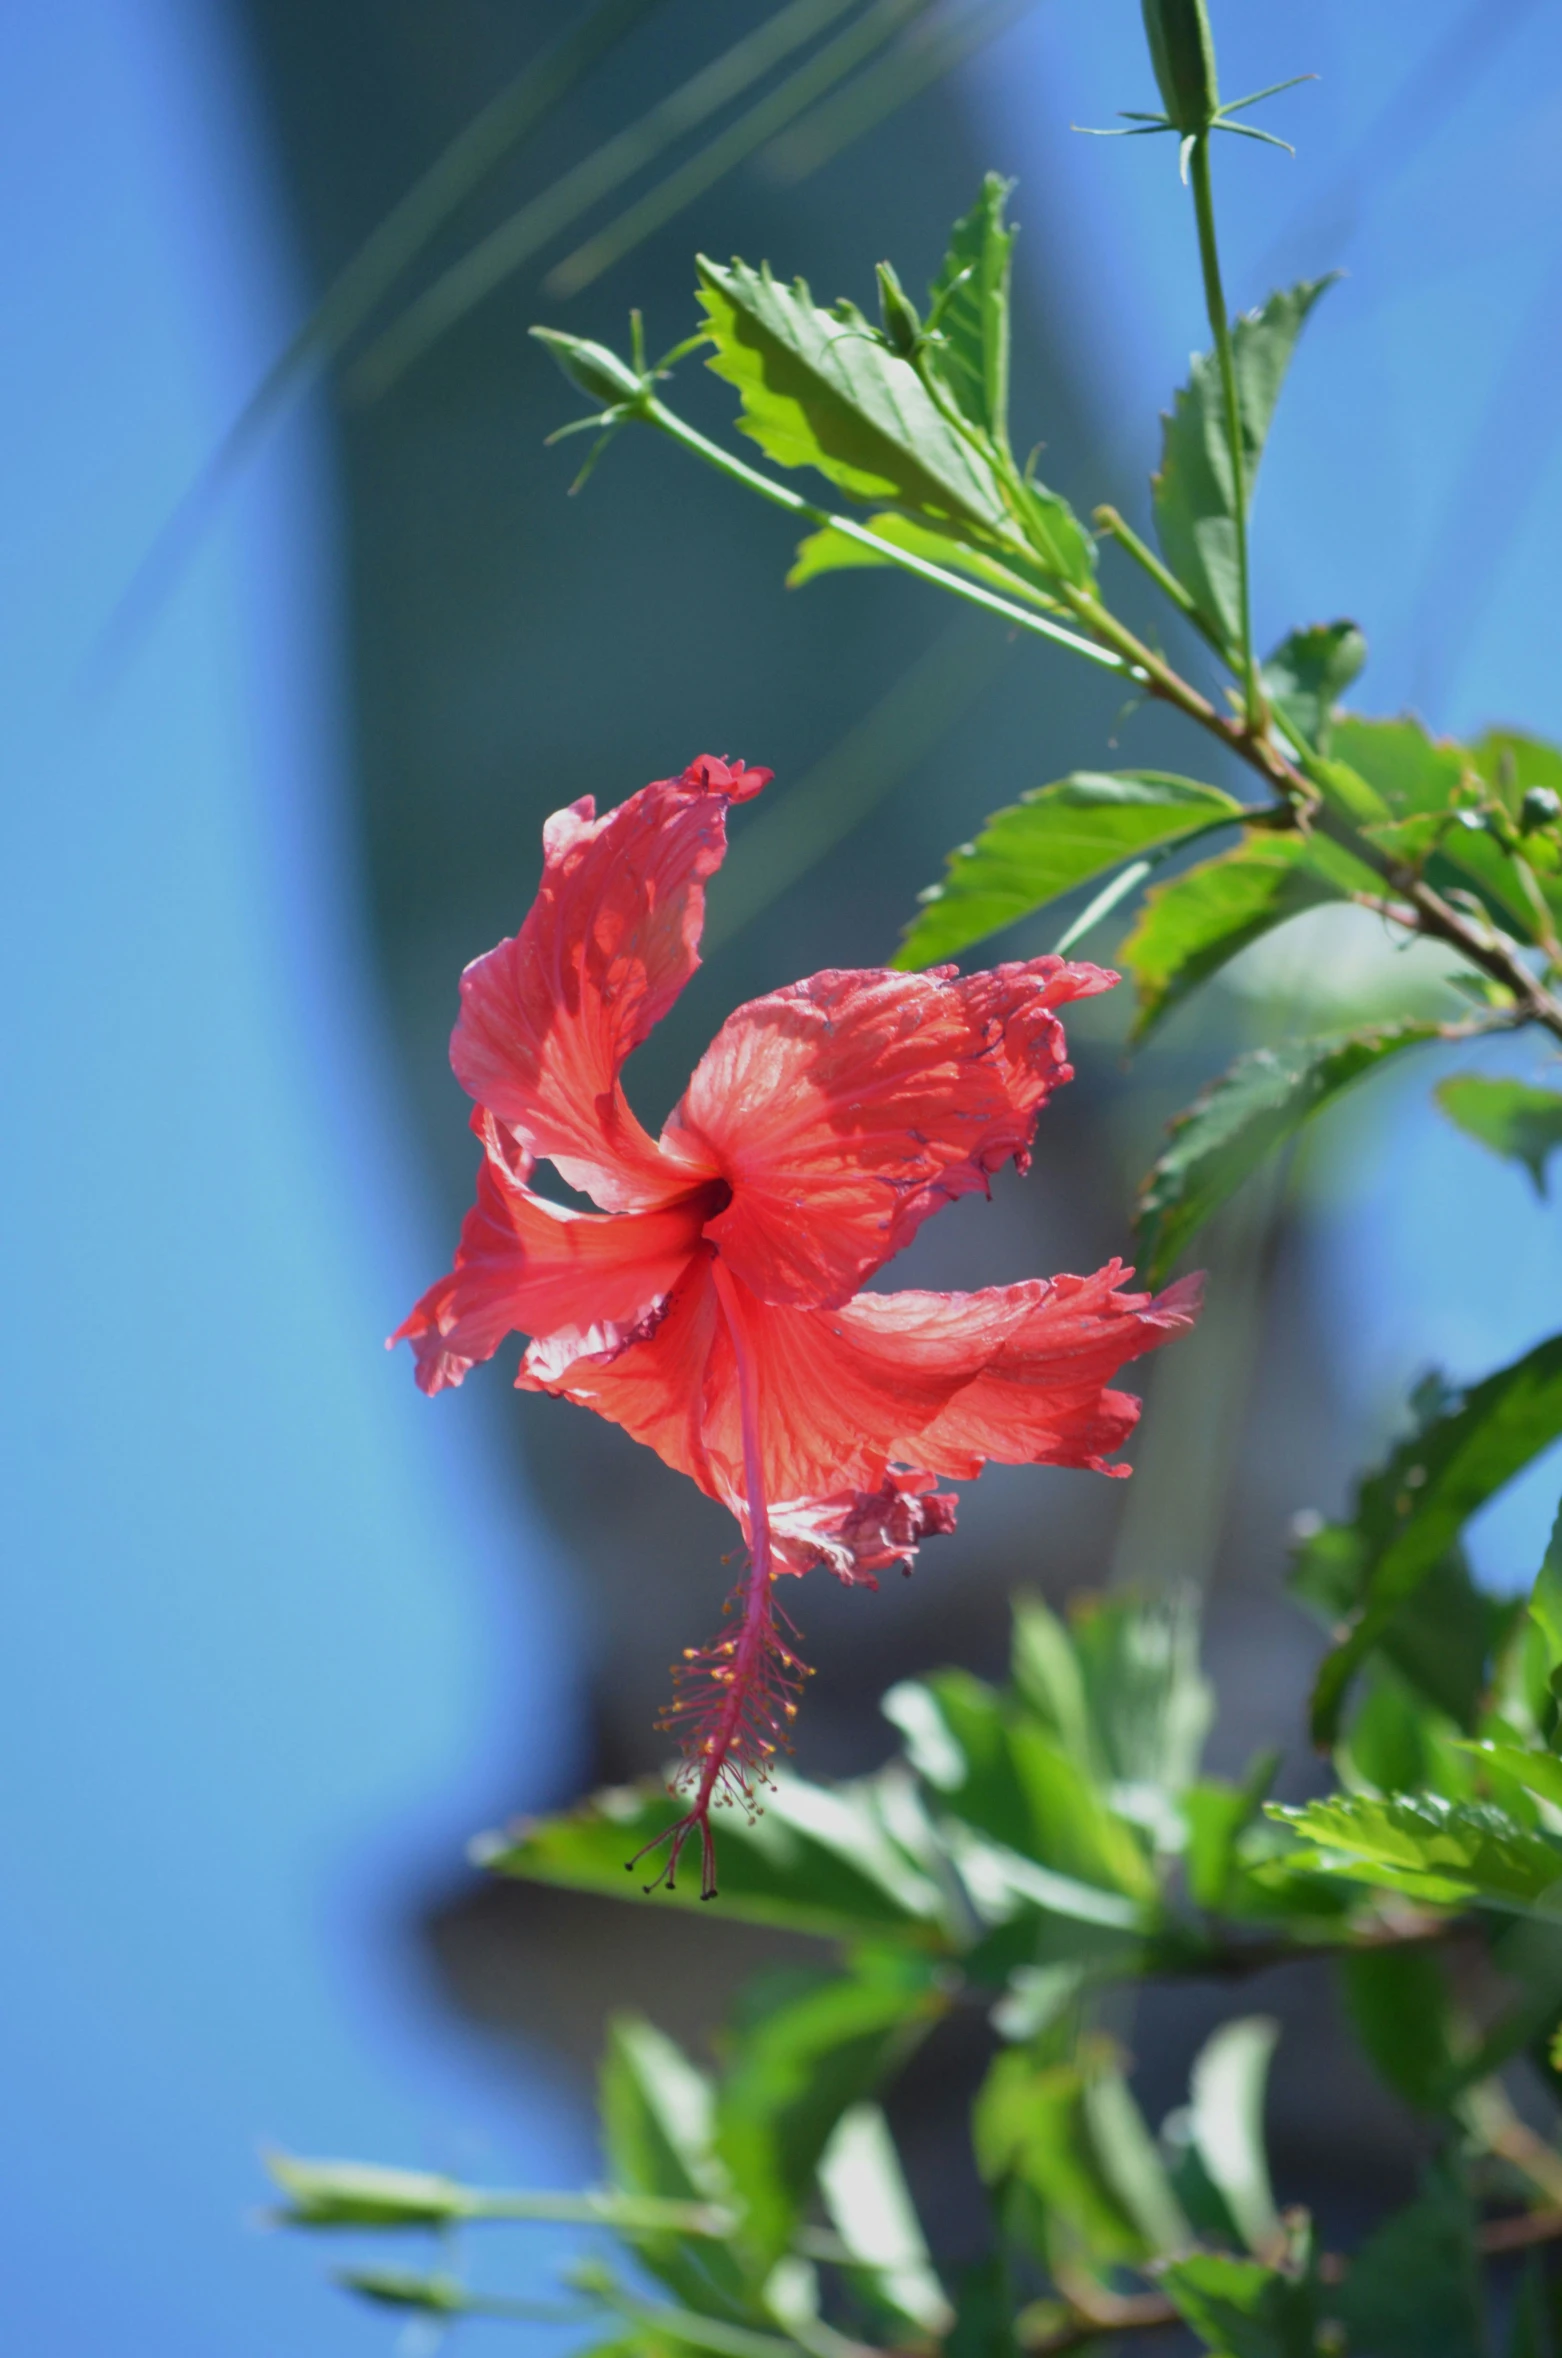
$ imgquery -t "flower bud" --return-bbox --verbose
[1521,784,1562,834]
[1141,0,1219,135]
[530,326,644,408]
[875,261,923,361]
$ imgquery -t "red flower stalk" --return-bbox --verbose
[395,757,1200,1896]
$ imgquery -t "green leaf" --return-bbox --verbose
[816,2103,951,2336]
[1068,1586,1213,1802]
[1307,1335,1562,1747]
[972,2043,1152,2269]
[786,510,1058,605]
[1182,1753,1280,1913]
[1291,1524,1506,1736]
[601,2016,760,2320]
[1462,1741,1562,1814]
[1081,2052,1193,2257]
[1269,1791,1562,1913]
[1340,1942,1460,2112]
[884,1671,1157,1902]
[696,256,1009,534]
[927,172,1017,444]
[1134,1021,1441,1284]
[1187,2017,1281,2258]
[1436,1076,1562,1196]
[1339,714,1548,940]
[1120,830,1375,1041]
[1159,2252,1317,2358]
[1473,727,1562,818]
[1260,620,1366,756]
[1332,2169,1485,2358]
[896,771,1245,971]
[715,1953,946,2270]
[1152,280,1336,645]
[475,1772,952,1946]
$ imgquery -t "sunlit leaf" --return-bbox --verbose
[1338,715,1547,941]
[475,1773,952,1945]
[816,2102,952,2335]
[896,770,1246,970]
[926,171,1017,443]
[1187,2017,1281,2258]
[1269,1791,1562,1914]
[1306,1336,1562,1747]
[972,2044,1150,2269]
[1152,279,1335,646]
[1134,1021,1441,1283]
[786,509,1057,604]
[1120,831,1375,1041]
[696,255,1010,529]
[1436,1076,1562,1196]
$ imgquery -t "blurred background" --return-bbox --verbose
[5,0,1562,2346]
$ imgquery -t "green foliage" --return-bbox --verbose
[1159,2251,1317,2358]
[1135,1021,1442,1283]
[1152,281,1334,649]
[695,256,1011,531]
[786,510,1059,606]
[1260,620,1366,756]
[926,171,1017,445]
[475,1771,953,1945]
[1303,1336,1562,1745]
[895,771,1245,969]
[1186,2017,1281,2258]
[1330,2169,1486,2358]
[1269,1790,1562,1913]
[1436,1075,1562,1195]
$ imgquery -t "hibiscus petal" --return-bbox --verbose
[663,958,1115,1307]
[392,1119,710,1396]
[451,755,769,1211]
[516,1249,727,1500]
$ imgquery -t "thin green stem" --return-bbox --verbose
[1187,131,1263,733]
[642,397,1130,674]
[1093,501,1230,656]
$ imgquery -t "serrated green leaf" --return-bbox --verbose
[696,255,1008,531]
[1187,2017,1281,2258]
[1338,714,1551,941]
[1307,1336,1562,1747]
[715,1953,946,2270]
[1159,2251,1317,2358]
[1269,1791,1562,1913]
[1121,831,1375,1041]
[476,1773,952,1946]
[896,771,1245,969]
[816,2103,951,2335]
[1473,727,1562,817]
[927,172,1016,444]
[1436,1076,1562,1196]
[1331,2168,1485,2358]
[1135,1020,1440,1284]
[1153,280,1335,645]
[1260,619,1366,755]
[1292,1528,1506,1736]
[1462,1740,1562,1814]
[785,510,1057,604]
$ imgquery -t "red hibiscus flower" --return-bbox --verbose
[395,757,1200,1895]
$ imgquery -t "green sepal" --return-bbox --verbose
[1140,0,1220,136]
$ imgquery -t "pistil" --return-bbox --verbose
[630,1258,808,1899]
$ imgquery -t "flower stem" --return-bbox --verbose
[642,394,1130,674]
[1187,130,1263,733]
